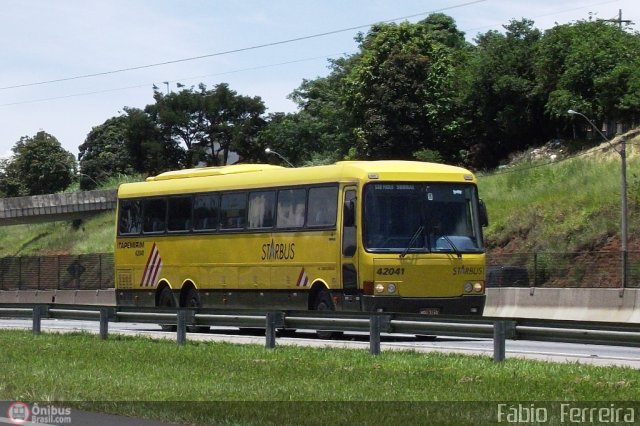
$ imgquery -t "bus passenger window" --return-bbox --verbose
[193,194,219,231]
[307,186,338,227]
[142,199,167,234]
[118,200,142,235]
[220,192,247,230]
[167,196,193,232]
[248,191,275,229]
[277,189,306,228]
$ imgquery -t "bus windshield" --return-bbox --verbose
[363,183,484,254]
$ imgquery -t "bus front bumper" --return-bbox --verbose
[360,294,485,316]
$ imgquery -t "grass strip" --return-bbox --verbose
[0,330,639,425]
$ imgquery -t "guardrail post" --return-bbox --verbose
[370,315,382,356]
[493,320,506,362]
[32,304,42,335]
[176,309,187,345]
[99,308,109,340]
[265,312,277,349]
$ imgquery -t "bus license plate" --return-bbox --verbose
[419,308,440,315]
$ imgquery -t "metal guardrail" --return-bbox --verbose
[1,304,640,362]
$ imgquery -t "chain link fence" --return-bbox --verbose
[487,251,640,288]
[0,252,637,290]
[0,253,114,291]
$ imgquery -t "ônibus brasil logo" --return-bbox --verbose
[7,401,30,424]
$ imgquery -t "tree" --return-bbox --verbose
[286,55,359,162]
[78,116,136,189]
[342,15,469,161]
[78,110,184,185]
[0,131,75,196]
[124,107,184,175]
[203,84,266,165]
[534,20,640,134]
[146,83,266,167]
[256,112,328,166]
[464,19,547,167]
[258,56,359,167]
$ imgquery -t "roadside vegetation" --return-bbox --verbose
[1,330,639,425]
[480,132,640,254]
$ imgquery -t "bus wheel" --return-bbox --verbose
[158,286,177,332]
[314,290,343,340]
[184,287,209,333]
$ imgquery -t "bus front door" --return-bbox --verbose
[341,187,360,311]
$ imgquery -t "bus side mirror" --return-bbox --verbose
[479,199,489,227]
[343,199,355,227]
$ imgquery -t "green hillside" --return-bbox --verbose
[480,130,640,254]
[0,133,637,258]
[0,211,115,257]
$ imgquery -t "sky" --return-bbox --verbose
[1,0,638,160]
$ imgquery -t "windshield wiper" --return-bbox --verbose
[440,235,462,258]
[400,225,424,258]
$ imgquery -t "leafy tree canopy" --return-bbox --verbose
[1,131,75,196]
[147,83,266,167]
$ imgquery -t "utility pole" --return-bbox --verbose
[597,9,632,29]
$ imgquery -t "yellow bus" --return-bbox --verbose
[115,161,487,317]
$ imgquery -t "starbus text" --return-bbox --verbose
[261,239,295,260]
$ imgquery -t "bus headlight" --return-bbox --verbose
[375,283,385,294]
[464,281,484,293]
[387,283,396,294]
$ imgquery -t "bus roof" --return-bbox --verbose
[118,160,476,198]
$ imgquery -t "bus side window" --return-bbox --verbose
[167,196,193,232]
[277,188,306,229]
[307,186,338,227]
[248,191,275,229]
[118,200,142,235]
[142,198,167,234]
[193,194,219,231]
[220,192,248,230]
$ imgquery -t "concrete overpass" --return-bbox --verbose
[0,189,117,226]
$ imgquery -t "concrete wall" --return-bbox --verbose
[0,289,115,305]
[485,287,640,323]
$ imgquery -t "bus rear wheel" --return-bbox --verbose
[314,290,343,340]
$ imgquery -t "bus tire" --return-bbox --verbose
[314,290,343,340]
[184,287,209,333]
[157,286,177,332]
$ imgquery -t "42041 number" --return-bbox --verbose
[376,267,405,276]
